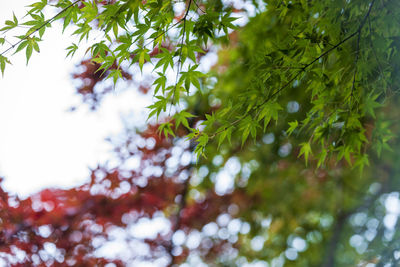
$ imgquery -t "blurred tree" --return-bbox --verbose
[0,0,400,266]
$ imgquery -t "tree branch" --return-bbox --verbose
[170,0,192,113]
[349,0,377,106]
[193,0,206,14]
[323,169,389,267]
[322,211,348,267]
[208,0,378,142]
[0,0,82,57]
[367,15,385,84]
[268,0,376,104]
[350,28,361,106]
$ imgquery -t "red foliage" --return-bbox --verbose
[71,59,132,110]
[71,42,173,109]
[0,123,256,266]
[7,3,244,264]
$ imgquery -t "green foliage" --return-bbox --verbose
[299,142,312,164]
[1,0,400,265]
[0,55,10,76]
[14,36,41,64]
[0,0,396,168]
[0,12,18,32]
[0,0,395,171]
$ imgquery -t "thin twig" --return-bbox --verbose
[3,38,13,47]
[169,0,192,115]
[271,0,375,107]
[209,117,242,139]
[211,0,378,140]
[0,0,82,57]
[368,15,384,80]
[350,28,361,106]
[265,30,359,106]
[193,0,206,14]
[143,19,182,48]
[349,0,377,107]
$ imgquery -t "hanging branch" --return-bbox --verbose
[367,15,385,86]
[169,0,193,115]
[270,0,376,105]
[208,0,377,141]
[193,0,206,13]
[174,0,193,88]
[349,0,377,106]
[350,28,361,106]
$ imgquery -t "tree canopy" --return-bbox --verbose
[0,0,400,266]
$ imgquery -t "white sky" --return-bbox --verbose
[0,1,150,197]
[0,2,399,267]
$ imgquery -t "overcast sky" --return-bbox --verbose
[0,0,255,200]
[0,1,151,197]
